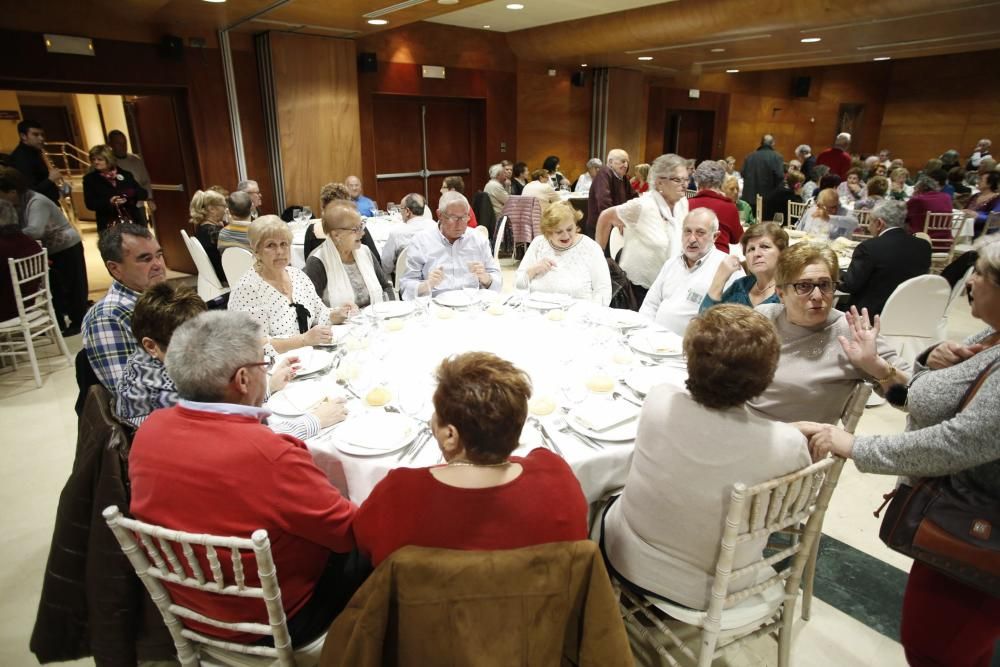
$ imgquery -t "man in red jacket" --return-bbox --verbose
[816,132,853,180]
[129,310,362,649]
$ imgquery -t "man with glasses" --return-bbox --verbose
[640,208,743,335]
[586,148,636,237]
[400,191,501,300]
[237,179,263,219]
[129,310,363,650]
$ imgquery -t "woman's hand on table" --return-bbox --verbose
[926,340,985,370]
[528,258,557,279]
[310,396,348,428]
[303,324,334,346]
[268,355,299,392]
[793,422,855,462]
[330,303,357,325]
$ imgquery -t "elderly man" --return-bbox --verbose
[217,190,254,253]
[816,132,852,180]
[687,160,742,252]
[839,199,931,316]
[574,158,602,194]
[400,191,501,300]
[237,179,263,219]
[966,138,992,170]
[129,310,360,648]
[639,208,743,335]
[82,224,167,391]
[380,192,437,277]
[586,148,635,237]
[795,144,816,183]
[108,130,154,216]
[345,175,376,217]
[483,164,509,218]
[740,134,784,208]
[8,119,63,204]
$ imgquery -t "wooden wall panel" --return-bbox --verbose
[516,62,592,184]
[268,32,362,212]
[606,69,647,171]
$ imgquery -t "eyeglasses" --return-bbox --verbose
[440,213,470,223]
[230,355,274,381]
[786,280,837,296]
[658,176,687,185]
[333,225,365,234]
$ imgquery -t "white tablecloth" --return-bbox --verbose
[269,300,687,504]
[290,215,406,269]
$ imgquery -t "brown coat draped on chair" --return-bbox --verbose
[320,540,633,667]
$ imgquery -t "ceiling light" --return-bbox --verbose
[637,56,653,61]
[438,0,459,4]
[710,48,725,53]
[367,19,388,25]
[800,37,822,43]
[873,56,891,61]
[202,0,226,3]
[581,63,588,67]
[726,69,740,73]
[506,3,524,9]
[483,24,490,29]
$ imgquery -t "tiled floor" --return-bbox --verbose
[0,239,983,666]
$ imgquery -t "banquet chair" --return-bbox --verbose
[181,230,230,302]
[922,211,963,271]
[850,210,872,241]
[103,506,326,667]
[615,457,844,667]
[609,227,625,262]
[222,247,254,288]
[474,225,489,241]
[787,201,809,228]
[500,195,542,254]
[0,249,72,387]
[493,215,509,261]
[755,194,763,224]
[879,274,951,366]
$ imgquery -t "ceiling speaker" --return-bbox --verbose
[358,52,378,73]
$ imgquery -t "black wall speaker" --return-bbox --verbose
[159,35,183,61]
[791,76,812,98]
[571,71,586,87]
[358,52,378,73]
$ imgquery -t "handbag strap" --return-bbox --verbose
[958,356,1000,412]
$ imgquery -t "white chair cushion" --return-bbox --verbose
[649,567,785,633]
[199,630,327,667]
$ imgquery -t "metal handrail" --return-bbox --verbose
[44,141,90,173]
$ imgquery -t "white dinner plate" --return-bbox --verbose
[523,292,574,311]
[370,301,415,319]
[434,289,480,308]
[594,308,646,330]
[332,412,420,457]
[627,330,684,358]
[267,379,327,416]
[624,365,688,398]
[276,346,334,376]
[565,399,639,442]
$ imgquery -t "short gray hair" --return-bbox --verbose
[586,158,602,169]
[166,311,263,402]
[236,179,258,192]
[796,144,811,157]
[227,190,253,218]
[0,199,17,228]
[870,199,905,229]
[97,223,153,263]
[488,163,503,179]
[913,175,940,193]
[693,160,725,189]
[607,148,628,164]
[761,134,775,147]
[686,206,719,234]
[437,190,470,216]
[835,132,851,147]
[648,153,687,183]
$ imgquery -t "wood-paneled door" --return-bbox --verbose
[664,110,716,164]
[370,95,485,213]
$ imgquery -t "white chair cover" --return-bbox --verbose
[879,274,951,365]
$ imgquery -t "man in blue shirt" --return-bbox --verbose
[345,175,376,217]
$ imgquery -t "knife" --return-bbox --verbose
[532,418,564,457]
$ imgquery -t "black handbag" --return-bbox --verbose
[875,358,1000,595]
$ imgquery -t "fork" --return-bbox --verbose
[552,415,602,450]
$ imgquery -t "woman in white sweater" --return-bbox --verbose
[515,201,611,305]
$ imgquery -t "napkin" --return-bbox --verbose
[337,413,414,451]
[571,397,639,432]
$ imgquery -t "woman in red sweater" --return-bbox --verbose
[353,352,588,566]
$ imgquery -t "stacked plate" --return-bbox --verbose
[565,396,640,442]
[627,330,684,358]
[332,412,421,457]
[433,289,481,309]
[370,301,416,319]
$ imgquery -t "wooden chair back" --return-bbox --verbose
[787,200,809,227]
[839,382,872,435]
[103,506,296,667]
[851,209,872,240]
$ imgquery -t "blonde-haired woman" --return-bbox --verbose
[630,163,650,194]
[228,215,347,353]
[515,200,611,304]
[82,144,148,232]
[190,188,228,283]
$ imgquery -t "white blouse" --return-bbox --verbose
[614,191,688,289]
[515,235,612,305]
[228,266,331,341]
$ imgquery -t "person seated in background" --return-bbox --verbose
[515,201,611,305]
[598,304,811,610]
[965,138,992,170]
[688,159,743,251]
[746,242,908,424]
[439,175,478,228]
[763,170,804,225]
[701,222,787,312]
[345,175,375,217]
[629,163,650,195]
[189,189,228,284]
[795,144,816,182]
[905,175,954,239]
[129,310,362,648]
[855,175,889,211]
[800,164,830,202]
[82,224,167,392]
[116,282,348,435]
[640,208,743,335]
[353,351,588,567]
[573,158,602,194]
[962,169,1000,236]
[888,167,913,201]
[542,155,571,192]
[0,199,42,322]
[861,156,880,181]
[722,174,754,225]
[483,163,510,219]
[510,162,528,196]
[521,168,562,210]
[947,167,972,207]
[838,199,931,317]
[217,190,254,253]
[797,188,847,239]
[304,205,394,309]
[237,178,263,219]
[837,168,867,203]
[380,192,438,278]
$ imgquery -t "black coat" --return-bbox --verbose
[83,168,148,232]
[839,227,932,316]
[10,142,60,203]
[740,145,784,207]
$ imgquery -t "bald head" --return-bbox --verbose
[322,202,362,236]
[345,175,363,199]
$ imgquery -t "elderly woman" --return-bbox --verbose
[515,200,611,304]
[229,215,347,353]
[596,153,690,306]
[723,174,755,225]
[304,181,380,263]
[855,175,889,211]
[189,189,228,284]
[746,242,908,424]
[798,238,1000,667]
[0,199,41,322]
[521,169,562,210]
[304,204,394,308]
[701,222,787,311]
[82,144,148,232]
[542,155,570,192]
[837,167,867,203]
[801,164,830,202]
[688,160,742,251]
[906,175,954,238]
[353,351,588,566]
[599,305,811,609]
[797,188,848,239]
[574,158,602,194]
[962,169,1000,236]
[889,167,914,201]
[630,163,650,195]
[511,161,529,195]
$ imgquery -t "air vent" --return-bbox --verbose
[364,0,429,19]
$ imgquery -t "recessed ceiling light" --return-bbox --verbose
[367,18,388,25]
[873,56,891,61]
[710,48,725,53]
[800,37,821,43]
[438,0,459,4]
[506,3,524,9]
[637,56,653,61]
[726,69,740,73]
[202,0,226,3]
[483,24,491,29]
[581,63,588,67]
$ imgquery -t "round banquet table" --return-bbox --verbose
[267,296,689,505]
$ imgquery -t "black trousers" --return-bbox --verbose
[630,282,649,311]
[49,243,89,328]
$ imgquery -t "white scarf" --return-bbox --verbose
[312,239,384,307]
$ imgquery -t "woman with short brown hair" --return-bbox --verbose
[353,351,588,566]
[701,221,788,311]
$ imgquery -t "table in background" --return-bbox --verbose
[290,215,405,269]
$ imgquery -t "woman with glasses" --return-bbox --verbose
[746,242,908,424]
[304,204,394,308]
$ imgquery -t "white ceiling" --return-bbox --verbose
[426,0,673,32]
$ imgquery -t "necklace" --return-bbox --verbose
[751,280,775,294]
[446,460,512,468]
